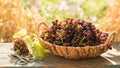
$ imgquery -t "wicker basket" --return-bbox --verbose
[38,22,116,59]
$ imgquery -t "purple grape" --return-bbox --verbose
[41,18,108,47]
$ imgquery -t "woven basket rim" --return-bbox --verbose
[38,22,116,59]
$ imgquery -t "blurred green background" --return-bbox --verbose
[21,0,113,25]
[0,0,114,42]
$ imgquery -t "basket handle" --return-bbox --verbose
[104,31,116,46]
[38,22,48,35]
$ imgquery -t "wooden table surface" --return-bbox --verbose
[0,43,120,68]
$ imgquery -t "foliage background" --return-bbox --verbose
[99,0,120,42]
[22,0,113,25]
[0,0,114,42]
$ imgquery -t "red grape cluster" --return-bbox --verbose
[41,18,108,47]
[13,38,29,55]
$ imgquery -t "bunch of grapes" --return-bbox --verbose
[13,38,29,55]
[41,18,108,47]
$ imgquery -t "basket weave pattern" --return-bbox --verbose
[39,38,108,59]
[38,22,115,59]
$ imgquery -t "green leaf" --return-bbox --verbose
[24,36,33,54]
[13,29,27,38]
[31,37,50,59]
[13,28,50,59]
[24,34,50,59]
[24,36,33,46]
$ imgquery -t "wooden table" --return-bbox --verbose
[0,43,120,68]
